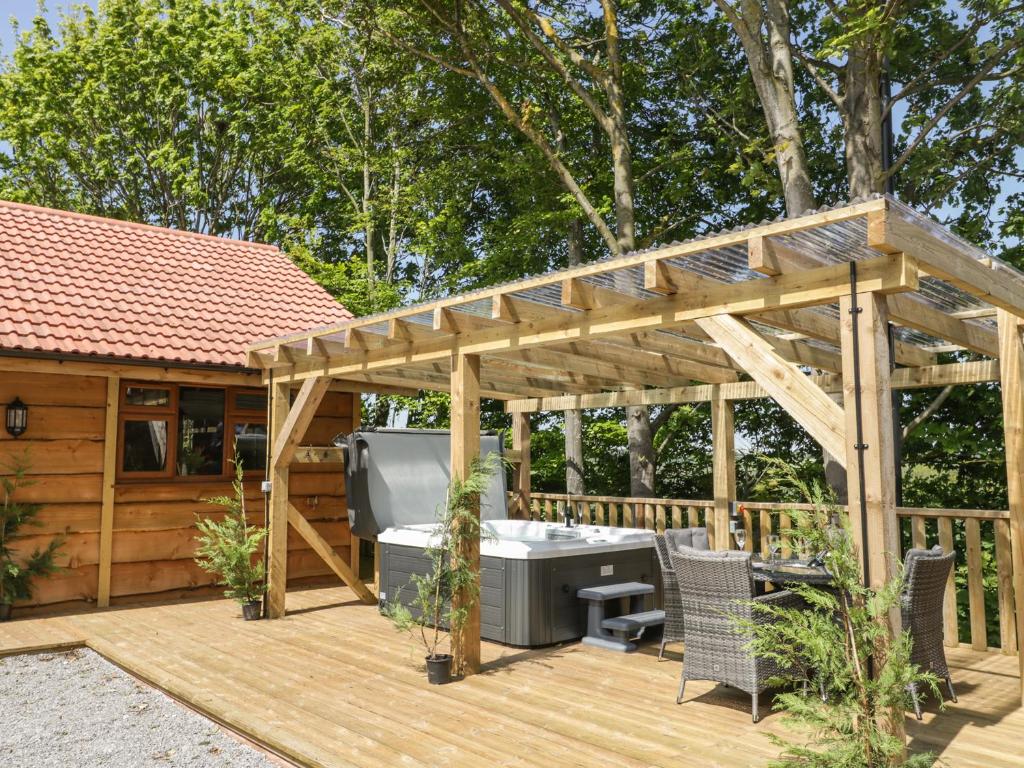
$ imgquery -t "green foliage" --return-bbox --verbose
[0,456,63,604]
[740,459,939,768]
[384,453,501,671]
[196,459,267,604]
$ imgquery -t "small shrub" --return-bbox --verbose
[1,456,62,606]
[196,459,267,604]
[742,458,940,768]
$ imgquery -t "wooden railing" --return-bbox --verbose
[521,492,1017,656]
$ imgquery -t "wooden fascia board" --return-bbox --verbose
[869,204,1024,320]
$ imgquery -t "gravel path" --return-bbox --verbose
[1,649,283,767]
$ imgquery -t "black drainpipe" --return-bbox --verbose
[261,369,273,619]
[848,262,872,589]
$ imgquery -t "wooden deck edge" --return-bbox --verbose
[0,638,85,658]
[84,637,307,768]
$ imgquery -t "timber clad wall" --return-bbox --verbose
[2,368,353,611]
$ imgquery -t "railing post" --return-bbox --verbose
[711,385,735,549]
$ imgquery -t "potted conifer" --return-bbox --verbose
[196,458,267,620]
[1,458,63,620]
[739,459,941,767]
[385,453,499,684]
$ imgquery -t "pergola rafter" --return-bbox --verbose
[248,195,1024,701]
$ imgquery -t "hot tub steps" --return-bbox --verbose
[578,582,660,653]
[601,610,666,634]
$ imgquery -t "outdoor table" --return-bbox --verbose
[752,557,833,587]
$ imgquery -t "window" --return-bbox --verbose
[118,383,267,480]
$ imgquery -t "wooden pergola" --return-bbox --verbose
[248,195,1024,702]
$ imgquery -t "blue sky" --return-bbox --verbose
[1,1,83,54]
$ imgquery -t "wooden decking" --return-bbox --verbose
[2,586,1022,767]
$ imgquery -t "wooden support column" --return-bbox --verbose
[451,352,481,676]
[840,291,905,748]
[512,411,531,518]
[266,380,291,619]
[350,392,362,581]
[996,309,1024,699]
[711,385,735,550]
[840,292,902,590]
[96,375,119,608]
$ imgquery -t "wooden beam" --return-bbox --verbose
[840,290,905,747]
[96,375,119,608]
[996,310,1024,698]
[748,235,821,276]
[750,230,998,357]
[711,386,735,550]
[271,376,331,469]
[504,359,1000,413]
[266,380,291,619]
[558,340,739,385]
[450,353,481,676]
[512,412,531,519]
[287,504,376,604]
[696,314,847,461]
[273,254,919,385]
[643,259,701,295]
[869,204,1024,319]
[886,293,998,357]
[0,354,262,387]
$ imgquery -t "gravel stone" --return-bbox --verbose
[1,649,282,767]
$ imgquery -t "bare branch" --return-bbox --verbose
[793,46,844,110]
[903,386,953,440]
[887,36,1022,179]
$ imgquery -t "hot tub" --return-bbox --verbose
[378,519,658,647]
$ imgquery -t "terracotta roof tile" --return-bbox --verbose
[0,200,352,367]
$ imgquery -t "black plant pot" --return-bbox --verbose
[0,603,11,622]
[241,600,262,621]
[425,654,453,685]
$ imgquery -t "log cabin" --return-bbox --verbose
[0,200,359,615]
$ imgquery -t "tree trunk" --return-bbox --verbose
[843,46,884,198]
[564,211,586,497]
[721,0,816,215]
[564,409,585,495]
[601,0,654,498]
[362,96,376,295]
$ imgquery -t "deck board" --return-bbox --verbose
[1,586,1021,767]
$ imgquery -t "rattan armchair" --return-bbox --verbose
[653,535,685,660]
[903,545,957,719]
[669,546,800,723]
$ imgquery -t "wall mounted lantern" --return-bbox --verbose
[6,397,28,438]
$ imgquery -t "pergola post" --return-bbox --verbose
[512,411,531,519]
[840,290,905,748]
[711,385,735,549]
[450,352,482,675]
[996,309,1024,700]
[266,380,292,618]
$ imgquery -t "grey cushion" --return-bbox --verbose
[665,527,710,552]
[904,545,944,581]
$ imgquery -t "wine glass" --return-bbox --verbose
[733,528,747,551]
[767,534,781,565]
